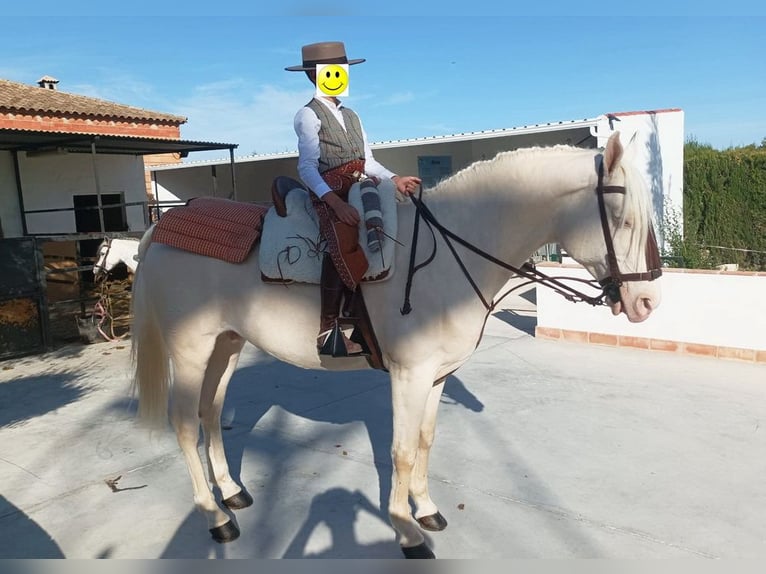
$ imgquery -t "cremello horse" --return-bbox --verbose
[131,132,661,558]
[93,237,140,281]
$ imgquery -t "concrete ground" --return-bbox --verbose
[1,288,765,559]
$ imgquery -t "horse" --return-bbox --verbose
[93,237,140,281]
[130,132,662,559]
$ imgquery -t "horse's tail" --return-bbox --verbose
[130,232,170,429]
[136,223,156,266]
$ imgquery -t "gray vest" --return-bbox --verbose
[306,99,365,173]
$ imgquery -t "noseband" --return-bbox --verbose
[400,155,662,315]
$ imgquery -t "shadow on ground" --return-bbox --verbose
[0,374,88,428]
[153,357,479,558]
[0,495,64,558]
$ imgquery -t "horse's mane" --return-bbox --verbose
[422,144,594,196]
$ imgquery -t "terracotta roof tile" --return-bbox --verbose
[0,78,187,124]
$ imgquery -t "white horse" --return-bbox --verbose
[130,133,662,558]
[93,237,140,280]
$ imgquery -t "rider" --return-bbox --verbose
[286,41,420,357]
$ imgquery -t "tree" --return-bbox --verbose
[663,139,766,270]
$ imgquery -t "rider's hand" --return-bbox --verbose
[323,192,360,226]
[393,175,422,195]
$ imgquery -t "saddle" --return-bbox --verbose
[151,197,269,263]
[264,176,397,370]
[259,176,398,285]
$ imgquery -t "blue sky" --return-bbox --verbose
[2,5,765,161]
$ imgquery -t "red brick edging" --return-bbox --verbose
[535,327,766,364]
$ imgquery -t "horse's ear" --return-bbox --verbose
[604,131,623,175]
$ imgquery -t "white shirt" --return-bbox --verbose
[294,97,396,198]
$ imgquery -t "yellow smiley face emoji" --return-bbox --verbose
[316,64,349,97]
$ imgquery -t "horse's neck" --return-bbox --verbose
[415,155,584,294]
[114,240,138,272]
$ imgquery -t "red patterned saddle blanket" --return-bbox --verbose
[152,197,269,264]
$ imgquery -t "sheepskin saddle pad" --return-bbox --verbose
[151,197,268,264]
[259,177,398,285]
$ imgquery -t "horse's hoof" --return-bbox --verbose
[209,520,240,543]
[417,511,448,531]
[401,542,435,559]
[223,490,253,510]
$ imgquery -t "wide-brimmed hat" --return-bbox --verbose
[285,41,365,72]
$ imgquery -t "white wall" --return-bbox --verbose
[374,140,474,182]
[594,110,686,242]
[14,152,148,235]
[153,154,298,204]
[536,265,766,351]
[152,125,599,204]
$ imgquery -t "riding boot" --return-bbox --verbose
[318,256,364,356]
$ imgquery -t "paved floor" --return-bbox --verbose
[1,289,765,559]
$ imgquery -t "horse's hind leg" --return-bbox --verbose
[199,332,251,510]
[170,334,239,543]
[411,377,448,532]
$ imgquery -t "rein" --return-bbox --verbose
[400,156,662,315]
[93,280,129,342]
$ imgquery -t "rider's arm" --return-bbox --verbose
[294,107,333,198]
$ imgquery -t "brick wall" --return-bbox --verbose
[0,110,181,139]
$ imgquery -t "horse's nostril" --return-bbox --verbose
[641,298,653,313]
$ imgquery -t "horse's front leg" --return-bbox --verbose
[388,365,439,559]
[199,332,252,511]
[410,377,448,532]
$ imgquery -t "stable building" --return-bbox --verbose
[0,76,235,359]
[0,76,236,238]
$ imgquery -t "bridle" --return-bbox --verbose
[400,155,663,315]
[92,238,112,282]
[594,160,663,304]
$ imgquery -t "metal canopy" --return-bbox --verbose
[0,128,237,156]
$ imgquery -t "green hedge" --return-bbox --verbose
[667,141,766,270]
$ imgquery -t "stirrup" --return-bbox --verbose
[349,326,373,355]
[318,323,368,357]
